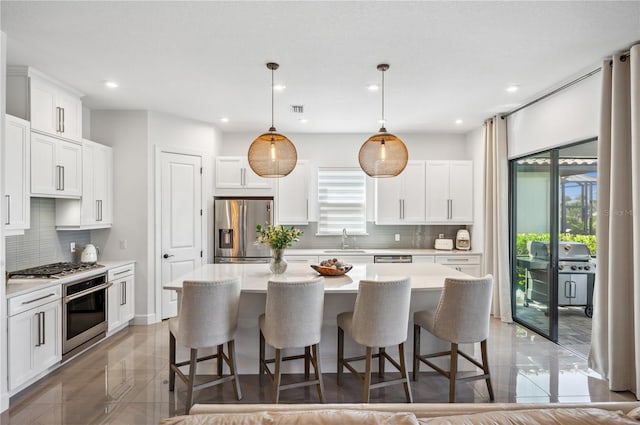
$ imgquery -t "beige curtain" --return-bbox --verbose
[589,44,640,396]
[483,116,512,322]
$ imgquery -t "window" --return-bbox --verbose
[317,168,367,235]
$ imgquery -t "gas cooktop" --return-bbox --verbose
[8,262,104,279]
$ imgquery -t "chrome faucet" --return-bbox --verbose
[341,228,349,249]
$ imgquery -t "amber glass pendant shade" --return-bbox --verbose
[359,63,408,178]
[358,129,408,177]
[247,62,297,178]
[248,131,297,177]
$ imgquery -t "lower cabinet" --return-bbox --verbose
[435,254,482,277]
[8,286,62,391]
[108,264,135,333]
[285,255,318,265]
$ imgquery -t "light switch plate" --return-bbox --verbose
[394,234,400,242]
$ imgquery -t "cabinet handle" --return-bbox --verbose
[41,311,46,346]
[22,293,57,305]
[60,107,65,133]
[121,281,126,306]
[113,268,132,276]
[55,165,61,190]
[399,200,402,219]
[402,199,405,219]
[96,200,103,221]
[35,312,41,347]
[5,195,10,225]
[305,198,309,220]
[56,107,61,132]
[61,166,65,190]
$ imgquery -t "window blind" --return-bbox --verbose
[317,168,367,235]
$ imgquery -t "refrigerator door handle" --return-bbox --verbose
[242,201,248,257]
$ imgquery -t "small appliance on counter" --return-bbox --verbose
[81,244,98,263]
[456,229,471,250]
[434,234,454,251]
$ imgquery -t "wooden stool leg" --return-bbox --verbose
[449,343,458,403]
[228,340,243,400]
[312,343,325,403]
[305,346,311,380]
[185,348,198,415]
[398,342,413,403]
[169,332,176,391]
[259,329,266,384]
[481,340,494,401]
[217,344,224,376]
[412,324,420,381]
[363,346,373,403]
[272,349,282,403]
[337,327,344,386]
[378,347,386,377]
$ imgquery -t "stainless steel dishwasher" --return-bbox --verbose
[373,255,413,263]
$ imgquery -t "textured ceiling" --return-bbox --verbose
[2,1,639,134]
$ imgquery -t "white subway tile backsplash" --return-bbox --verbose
[5,198,91,272]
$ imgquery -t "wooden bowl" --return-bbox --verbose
[310,264,353,276]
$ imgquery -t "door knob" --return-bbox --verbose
[163,253,174,259]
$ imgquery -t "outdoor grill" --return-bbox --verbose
[527,241,596,317]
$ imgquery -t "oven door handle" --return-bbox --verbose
[64,282,113,303]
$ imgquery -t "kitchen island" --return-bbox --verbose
[165,262,480,373]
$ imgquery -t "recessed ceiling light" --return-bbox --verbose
[506,85,519,93]
[220,117,229,123]
[455,119,463,125]
[273,84,286,91]
[367,84,379,91]
[104,80,119,89]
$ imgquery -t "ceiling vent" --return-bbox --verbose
[290,105,304,114]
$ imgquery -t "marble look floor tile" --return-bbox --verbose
[1,319,636,424]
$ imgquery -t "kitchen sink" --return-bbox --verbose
[323,250,368,254]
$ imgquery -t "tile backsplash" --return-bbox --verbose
[293,222,467,249]
[5,198,91,272]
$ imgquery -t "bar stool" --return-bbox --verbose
[337,278,413,403]
[259,276,325,403]
[413,275,494,403]
[169,278,242,414]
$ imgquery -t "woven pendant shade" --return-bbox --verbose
[248,131,297,177]
[359,63,408,177]
[358,130,408,177]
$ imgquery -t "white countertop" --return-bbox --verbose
[6,260,136,298]
[164,262,473,294]
[285,248,481,256]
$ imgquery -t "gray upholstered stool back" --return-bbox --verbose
[177,277,241,349]
[351,278,411,348]
[432,275,493,344]
[262,277,325,349]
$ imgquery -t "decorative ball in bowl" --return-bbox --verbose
[310,258,353,276]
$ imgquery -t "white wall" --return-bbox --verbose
[507,71,601,159]
[89,111,153,323]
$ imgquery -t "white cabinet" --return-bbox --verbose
[31,132,82,198]
[375,161,426,224]
[56,140,113,230]
[412,255,435,263]
[4,115,31,235]
[215,156,272,190]
[285,255,318,265]
[276,160,309,225]
[425,160,473,224]
[436,254,482,277]
[108,264,135,334]
[7,67,83,143]
[8,286,62,392]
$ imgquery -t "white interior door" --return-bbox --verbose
[160,152,202,319]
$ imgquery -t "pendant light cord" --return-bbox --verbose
[381,69,385,126]
[271,66,275,130]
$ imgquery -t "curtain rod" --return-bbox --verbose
[502,67,602,118]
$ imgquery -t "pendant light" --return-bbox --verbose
[358,64,408,178]
[247,62,297,178]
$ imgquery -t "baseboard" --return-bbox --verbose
[133,313,157,326]
[0,392,9,413]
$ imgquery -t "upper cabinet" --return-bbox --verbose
[275,160,309,225]
[56,140,113,230]
[215,156,274,192]
[4,115,31,235]
[7,66,83,143]
[375,161,426,224]
[31,132,82,198]
[425,160,473,224]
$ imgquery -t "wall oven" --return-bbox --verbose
[62,273,112,361]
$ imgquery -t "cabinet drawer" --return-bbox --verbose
[285,255,318,264]
[8,285,61,316]
[436,255,481,265]
[108,264,135,281]
[412,255,435,263]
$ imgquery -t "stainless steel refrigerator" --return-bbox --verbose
[214,197,273,263]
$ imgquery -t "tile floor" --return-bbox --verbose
[1,319,635,424]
